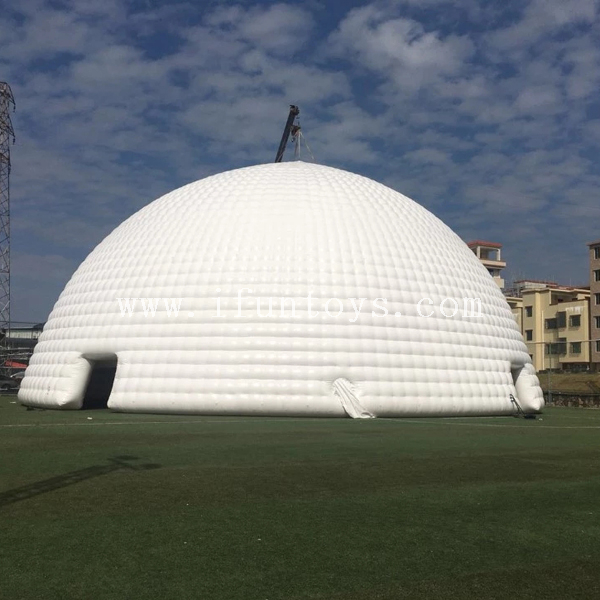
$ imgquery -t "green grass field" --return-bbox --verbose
[2,397,600,600]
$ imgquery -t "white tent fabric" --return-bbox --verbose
[19,162,543,416]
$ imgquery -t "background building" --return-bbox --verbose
[7,323,44,350]
[0,323,44,377]
[467,241,506,290]
[589,240,600,371]
[507,281,590,372]
[471,240,596,373]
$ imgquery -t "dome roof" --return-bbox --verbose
[19,162,542,416]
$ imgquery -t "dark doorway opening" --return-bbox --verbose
[82,358,117,410]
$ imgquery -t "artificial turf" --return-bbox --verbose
[1,397,600,600]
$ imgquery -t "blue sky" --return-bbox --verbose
[2,0,599,321]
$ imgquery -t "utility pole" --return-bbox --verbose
[0,82,15,349]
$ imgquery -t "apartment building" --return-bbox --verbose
[589,240,600,371]
[508,281,590,372]
[470,239,597,372]
[467,240,506,289]
[505,295,523,332]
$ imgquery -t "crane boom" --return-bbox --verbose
[274,105,299,163]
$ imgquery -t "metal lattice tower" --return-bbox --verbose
[0,82,15,344]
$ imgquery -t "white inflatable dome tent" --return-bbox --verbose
[19,162,543,417]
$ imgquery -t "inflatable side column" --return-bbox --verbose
[512,363,544,413]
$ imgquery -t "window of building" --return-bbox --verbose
[595,316,600,329]
[525,329,533,341]
[595,247,600,259]
[596,293,600,306]
[545,318,557,329]
[569,314,581,327]
[525,306,533,317]
[571,342,582,354]
[557,311,566,328]
[546,340,566,355]
[597,341,600,353]
[595,269,600,282]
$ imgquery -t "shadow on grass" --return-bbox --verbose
[0,455,160,507]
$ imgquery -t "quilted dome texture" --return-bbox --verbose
[19,162,543,416]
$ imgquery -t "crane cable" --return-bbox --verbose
[299,131,316,162]
[292,122,316,162]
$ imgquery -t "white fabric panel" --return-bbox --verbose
[19,162,543,416]
[332,378,375,419]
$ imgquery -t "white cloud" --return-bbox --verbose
[3,0,600,319]
[328,4,474,89]
[486,0,597,56]
[514,86,562,114]
[205,4,314,55]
